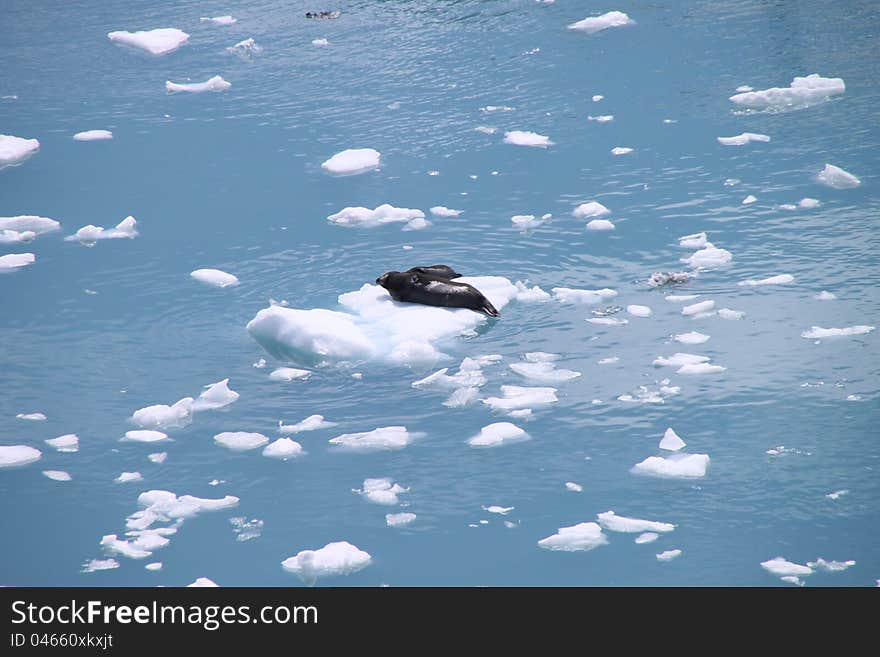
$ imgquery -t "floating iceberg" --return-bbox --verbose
[247,276,518,367]
[166,76,231,93]
[0,134,40,168]
[386,512,416,527]
[191,269,239,288]
[597,511,675,533]
[0,215,59,234]
[815,163,860,189]
[717,132,770,146]
[74,130,113,141]
[514,281,551,302]
[0,253,35,272]
[657,549,682,562]
[573,201,610,218]
[627,305,652,317]
[538,522,608,551]
[801,325,874,339]
[674,331,709,345]
[681,300,715,316]
[282,541,372,585]
[312,38,329,47]
[467,422,529,448]
[214,432,269,451]
[760,556,813,578]
[123,430,169,443]
[510,361,580,383]
[16,412,46,421]
[66,216,138,244]
[130,397,193,429]
[279,414,336,434]
[511,214,551,231]
[227,38,263,59]
[269,367,311,382]
[45,434,79,452]
[430,206,462,217]
[631,453,710,478]
[586,219,615,231]
[568,11,634,34]
[678,231,707,249]
[187,577,219,587]
[503,130,552,147]
[653,353,709,368]
[0,229,35,244]
[115,472,143,483]
[683,246,732,269]
[565,482,583,492]
[108,28,190,56]
[357,478,408,505]
[321,148,381,175]
[328,426,421,452]
[611,147,633,155]
[192,378,239,411]
[729,74,844,112]
[327,204,425,229]
[659,428,686,451]
[43,470,72,481]
[677,362,726,375]
[262,438,304,460]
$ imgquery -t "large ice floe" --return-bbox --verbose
[503,130,552,147]
[0,445,42,468]
[107,28,190,56]
[538,522,608,552]
[65,216,138,245]
[321,148,380,175]
[468,422,529,448]
[166,76,231,93]
[0,134,40,168]
[191,268,239,288]
[328,426,422,452]
[246,276,519,367]
[0,253,35,273]
[815,163,860,189]
[327,204,425,230]
[567,11,634,34]
[729,74,844,112]
[282,541,372,586]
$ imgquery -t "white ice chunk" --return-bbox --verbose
[588,115,614,122]
[227,38,262,59]
[799,198,820,208]
[572,201,610,218]
[148,452,167,463]
[0,253,35,272]
[738,274,794,286]
[123,430,169,443]
[262,438,305,460]
[717,132,770,146]
[0,215,59,234]
[282,541,372,585]
[66,216,138,244]
[509,361,581,383]
[565,482,583,492]
[511,214,551,230]
[187,577,219,587]
[814,291,836,301]
[82,558,120,573]
[312,38,329,47]
[358,478,408,505]
[718,308,745,320]
[0,135,40,168]
[683,246,732,269]
[586,219,615,231]
[200,16,237,25]
[538,522,608,551]
[321,148,381,175]
[657,549,682,562]
[568,11,634,34]
[592,94,603,102]
[682,300,715,316]
[131,397,193,429]
[269,367,312,382]
[742,195,757,204]
[659,427,686,451]
[430,206,462,217]
[193,378,239,411]
[653,352,710,368]
[760,557,813,578]
[806,558,856,572]
[0,229,36,244]
[474,126,497,134]
[279,415,337,434]
[666,294,699,302]
[597,356,619,364]
[586,317,628,326]
[677,362,726,375]
[597,510,675,533]
[16,412,46,421]
[627,305,652,317]
[45,434,79,452]
[467,422,529,447]
[503,130,552,147]
[100,535,151,559]
[74,130,113,141]
[327,204,424,228]
[482,385,557,412]
[43,470,72,482]
[514,281,551,302]
[191,268,239,288]
[801,325,874,339]
[678,231,707,249]
[730,74,845,111]
[635,532,659,544]
[631,453,710,478]
[674,331,709,345]
[815,163,860,189]
[0,445,41,468]
[166,75,231,93]
[483,505,514,515]
[108,28,190,56]
[115,471,143,483]
[328,426,419,452]
[214,432,269,451]
[552,287,617,304]
[145,562,162,571]
[386,512,416,527]
[443,387,479,408]
[611,147,633,155]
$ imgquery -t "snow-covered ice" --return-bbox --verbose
[815,163,860,189]
[282,541,372,585]
[468,422,529,447]
[214,432,269,451]
[568,11,634,34]
[538,522,608,551]
[108,28,190,56]
[483,505,514,515]
[0,445,42,468]
[321,148,381,175]
[0,135,40,168]
[328,426,420,452]
[511,214,551,230]
[503,131,552,147]
[191,269,239,288]
[729,74,844,111]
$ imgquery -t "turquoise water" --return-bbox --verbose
[1,0,878,586]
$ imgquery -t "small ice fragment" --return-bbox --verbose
[568,11,634,34]
[191,269,239,288]
[587,115,614,122]
[321,148,381,175]
[657,549,682,562]
[43,470,72,482]
[738,274,794,286]
[552,287,617,304]
[0,135,40,168]
[187,577,219,587]
[357,478,408,506]
[538,522,608,551]
[213,431,269,451]
[66,216,138,244]
[165,76,231,94]
[468,422,528,448]
[430,206,462,217]
[130,397,192,429]
[631,453,710,478]
[279,415,336,434]
[666,294,699,302]
[573,201,610,218]
[592,95,604,102]
[742,195,757,204]
[683,246,732,269]
[327,204,423,228]
[627,304,652,317]
[659,427,686,451]
[482,506,514,515]
[124,430,169,443]
[597,356,619,364]
[729,74,845,111]
[0,445,42,468]
[262,438,305,460]
[597,511,675,533]
[653,353,710,368]
[682,300,715,316]
[227,38,262,59]
[115,472,143,483]
[0,253,36,272]
[718,308,745,320]
[386,512,416,527]
[799,198,820,208]
[193,378,239,411]
[45,434,79,452]
[148,452,167,464]
[677,363,726,375]
[801,325,874,339]
[443,387,479,408]
[825,489,849,500]
[815,163,860,189]
[586,219,615,231]
[107,28,190,56]
[482,386,557,412]
[82,559,120,573]
[678,231,707,249]
[74,130,113,141]
[328,426,419,452]
[565,482,583,492]
[760,557,813,578]
[611,147,633,155]
[282,542,371,585]
[674,331,709,345]
[503,130,552,147]
[269,367,312,382]
[717,132,770,146]
[514,281,551,302]
[635,532,659,544]
[16,412,46,421]
[200,16,237,25]
[806,558,855,572]
[312,38,329,46]
[145,562,162,571]
[474,126,497,134]
[253,358,267,368]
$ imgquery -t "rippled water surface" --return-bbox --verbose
[1,0,878,586]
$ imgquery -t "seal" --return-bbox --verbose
[405,264,462,279]
[376,270,499,317]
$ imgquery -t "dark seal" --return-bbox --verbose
[405,264,462,279]
[376,270,499,317]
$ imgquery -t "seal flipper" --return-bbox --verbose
[480,299,500,318]
[407,265,463,279]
